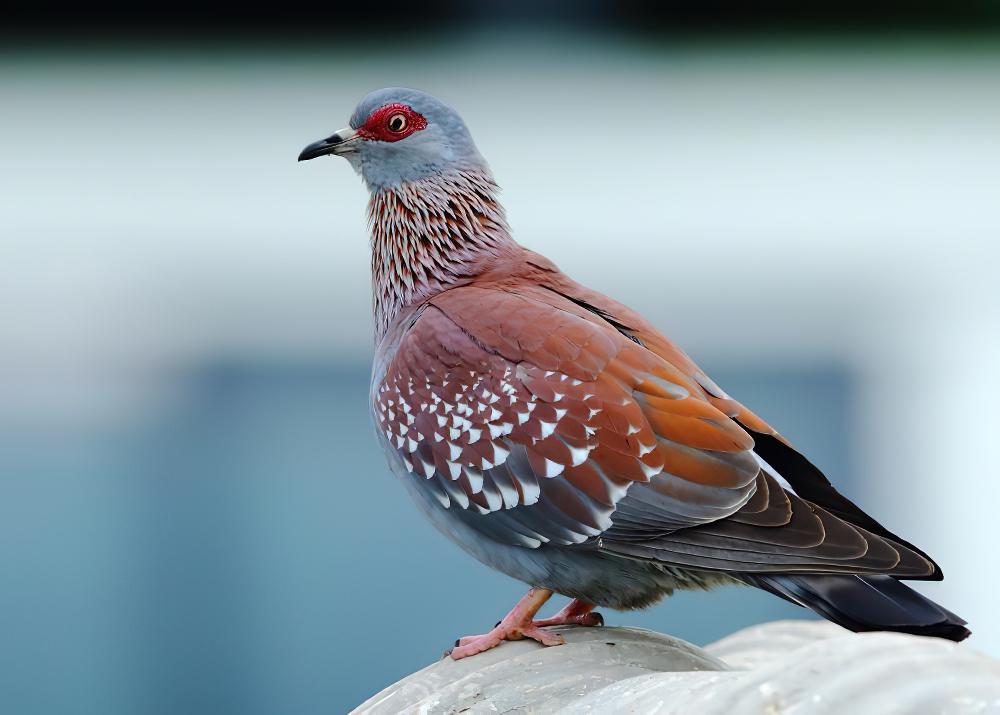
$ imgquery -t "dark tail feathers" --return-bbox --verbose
[749,574,970,642]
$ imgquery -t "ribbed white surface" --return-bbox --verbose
[353,620,1000,714]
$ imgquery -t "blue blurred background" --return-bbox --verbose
[2,4,1000,713]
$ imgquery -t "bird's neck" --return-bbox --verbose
[368,168,517,342]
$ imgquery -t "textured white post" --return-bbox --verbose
[353,620,1000,714]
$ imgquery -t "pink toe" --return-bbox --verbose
[521,625,566,647]
[450,633,502,660]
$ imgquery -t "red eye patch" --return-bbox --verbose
[358,103,428,143]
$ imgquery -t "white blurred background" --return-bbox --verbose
[2,23,999,715]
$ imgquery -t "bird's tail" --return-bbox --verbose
[747,573,970,642]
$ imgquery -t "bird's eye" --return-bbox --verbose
[387,113,408,133]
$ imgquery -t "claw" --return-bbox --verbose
[582,611,604,627]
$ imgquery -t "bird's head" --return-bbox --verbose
[298,87,487,191]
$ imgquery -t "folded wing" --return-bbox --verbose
[374,282,935,578]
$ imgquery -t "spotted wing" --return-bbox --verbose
[374,284,759,549]
[528,274,938,577]
[376,281,937,579]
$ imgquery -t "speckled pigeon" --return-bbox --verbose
[299,88,969,658]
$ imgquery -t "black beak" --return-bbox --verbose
[298,127,358,162]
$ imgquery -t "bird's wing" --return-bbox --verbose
[377,283,756,547]
[534,271,940,577]
[376,282,934,577]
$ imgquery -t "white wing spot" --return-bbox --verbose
[639,461,662,479]
[566,444,591,466]
[492,444,510,463]
[543,459,565,477]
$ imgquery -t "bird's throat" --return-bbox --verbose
[368,168,516,343]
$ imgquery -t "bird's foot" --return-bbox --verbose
[532,598,603,628]
[449,622,565,659]
[448,587,562,660]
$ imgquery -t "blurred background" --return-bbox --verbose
[2,2,1000,713]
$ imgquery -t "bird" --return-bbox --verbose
[298,87,969,659]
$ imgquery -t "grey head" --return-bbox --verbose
[298,87,487,191]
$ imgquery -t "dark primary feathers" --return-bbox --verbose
[751,575,970,642]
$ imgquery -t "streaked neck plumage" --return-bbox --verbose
[368,168,517,343]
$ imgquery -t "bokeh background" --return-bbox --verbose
[3,3,1000,713]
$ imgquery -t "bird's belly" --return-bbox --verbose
[384,443,550,584]
[379,436,726,609]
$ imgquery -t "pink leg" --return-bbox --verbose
[450,588,564,660]
[532,598,604,628]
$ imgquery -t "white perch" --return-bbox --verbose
[353,620,1000,714]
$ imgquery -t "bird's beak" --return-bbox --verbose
[298,127,359,161]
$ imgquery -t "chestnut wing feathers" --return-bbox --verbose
[374,285,934,577]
